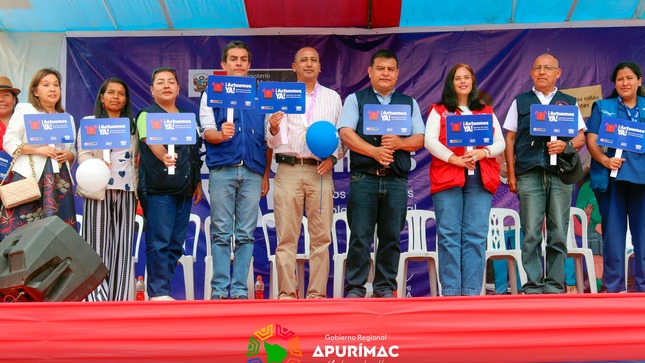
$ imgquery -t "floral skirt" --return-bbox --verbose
[0,160,77,240]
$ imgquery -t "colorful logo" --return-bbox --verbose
[151,120,162,130]
[29,121,41,130]
[263,89,274,99]
[193,74,208,93]
[246,324,302,363]
[605,123,616,133]
[535,110,546,121]
[450,122,461,132]
[212,82,224,93]
[86,125,97,135]
[367,111,379,120]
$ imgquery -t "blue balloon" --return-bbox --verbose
[306,121,339,159]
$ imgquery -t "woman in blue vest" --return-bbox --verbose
[586,61,645,293]
[424,63,505,296]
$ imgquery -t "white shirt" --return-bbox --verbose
[265,83,343,159]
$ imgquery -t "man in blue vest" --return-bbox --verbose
[199,41,271,299]
[338,49,425,298]
[503,53,586,294]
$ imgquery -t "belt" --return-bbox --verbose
[232,160,244,166]
[275,153,320,166]
[368,169,396,177]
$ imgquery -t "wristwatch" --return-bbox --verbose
[330,155,338,165]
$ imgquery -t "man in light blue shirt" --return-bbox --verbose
[337,49,425,298]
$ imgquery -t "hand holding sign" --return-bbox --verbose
[145,113,197,175]
[597,116,645,177]
[529,104,579,165]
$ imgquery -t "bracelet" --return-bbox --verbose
[330,155,338,165]
[483,148,491,158]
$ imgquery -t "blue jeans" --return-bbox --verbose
[516,168,572,294]
[209,165,261,298]
[432,168,492,296]
[143,194,192,298]
[596,179,645,292]
[345,173,408,297]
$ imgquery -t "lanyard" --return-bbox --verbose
[618,96,640,123]
[302,82,320,127]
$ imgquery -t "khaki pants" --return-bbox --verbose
[274,163,334,298]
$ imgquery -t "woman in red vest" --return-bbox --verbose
[424,63,505,296]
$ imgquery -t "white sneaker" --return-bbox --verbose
[149,295,175,301]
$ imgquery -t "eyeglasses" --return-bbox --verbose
[532,65,558,72]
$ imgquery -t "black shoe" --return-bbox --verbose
[373,291,395,298]
[212,294,228,300]
[231,295,248,300]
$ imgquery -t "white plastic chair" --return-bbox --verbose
[261,212,310,299]
[567,207,598,293]
[396,209,440,297]
[129,214,145,300]
[330,211,377,298]
[203,216,255,300]
[76,214,83,235]
[331,211,350,298]
[129,214,200,300]
[482,208,527,295]
[626,222,633,291]
[176,213,201,300]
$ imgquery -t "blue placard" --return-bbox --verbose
[206,75,256,109]
[80,117,131,150]
[529,104,579,137]
[145,113,197,145]
[445,114,494,147]
[0,150,11,180]
[257,81,306,114]
[597,116,645,153]
[23,113,74,144]
[362,104,412,136]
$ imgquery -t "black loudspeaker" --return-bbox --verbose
[0,216,109,302]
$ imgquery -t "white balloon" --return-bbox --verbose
[76,159,110,193]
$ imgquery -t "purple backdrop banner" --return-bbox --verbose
[66,27,645,298]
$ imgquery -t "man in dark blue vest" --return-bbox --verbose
[338,49,425,298]
[503,53,586,294]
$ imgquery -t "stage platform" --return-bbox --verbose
[2,294,645,362]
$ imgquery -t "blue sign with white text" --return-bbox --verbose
[206,75,256,109]
[530,104,579,137]
[363,104,411,136]
[597,116,645,153]
[0,151,11,180]
[80,117,131,150]
[257,81,306,114]
[445,114,494,147]
[24,113,74,144]
[145,113,197,145]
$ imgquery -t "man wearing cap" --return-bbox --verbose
[503,53,586,294]
[265,46,342,299]
[0,76,21,152]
